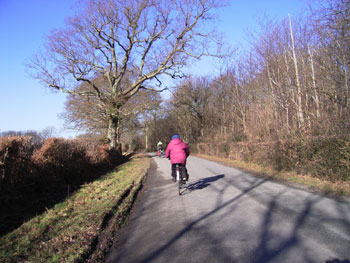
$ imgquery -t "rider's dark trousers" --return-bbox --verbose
[171,164,188,180]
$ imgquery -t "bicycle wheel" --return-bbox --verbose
[176,167,182,195]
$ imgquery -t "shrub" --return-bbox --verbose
[194,136,350,182]
[219,143,230,158]
[0,136,39,189]
[86,143,123,168]
[301,137,350,181]
[31,138,90,187]
[0,136,125,236]
[270,137,350,181]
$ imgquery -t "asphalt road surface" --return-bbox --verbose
[106,154,350,263]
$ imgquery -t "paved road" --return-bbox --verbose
[106,155,350,263]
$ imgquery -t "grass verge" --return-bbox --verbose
[195,154,350,199]
[0,154,150,263]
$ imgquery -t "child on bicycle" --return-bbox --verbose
[157,140,163,156]
[165,133,190,182]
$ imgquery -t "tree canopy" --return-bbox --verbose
[28,0,225,149]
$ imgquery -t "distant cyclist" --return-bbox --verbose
[165,133,190,182]
[157,141,163,156]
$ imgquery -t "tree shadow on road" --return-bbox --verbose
[130,172,350,263]
[250,192,350,263]
[134,176,271,263]
[325,259,350,263]
[251,195,314,263]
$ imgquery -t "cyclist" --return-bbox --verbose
[165,133,190,182]
[157,140,163,156]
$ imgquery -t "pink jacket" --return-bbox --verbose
[165,138,190,165]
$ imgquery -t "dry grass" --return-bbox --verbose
[0,154,150,263]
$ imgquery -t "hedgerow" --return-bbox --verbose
[0,136,124,236]
[194,136,350,182]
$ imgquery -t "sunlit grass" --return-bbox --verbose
[195,154,350,197]
[0,154,150,263]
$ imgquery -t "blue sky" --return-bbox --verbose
[0,0,306,138]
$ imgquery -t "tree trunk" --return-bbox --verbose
[267,64,279,130]
[221,97,226,135]
[107,114,120,151]
[289,15,305,131]
[308,44,320,119]
[145,125,149,150]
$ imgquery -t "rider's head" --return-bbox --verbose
[171,133,180,140]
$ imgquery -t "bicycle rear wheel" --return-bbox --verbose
[176,167,182,195]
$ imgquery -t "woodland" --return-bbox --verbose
[0,0,349,239]
[58,0,350,152]
[3,0,350,178]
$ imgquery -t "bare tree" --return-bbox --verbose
[27,0,225,150]
[40,127,56,140]
[171,77,212,140]
[140,92,169,150]
[61,77,156,141]
[309,0,350,132]
[288,14,305,131]
[152,0,350,144]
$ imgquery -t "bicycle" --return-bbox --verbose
[157,147,165,157]
[175,163,186,195]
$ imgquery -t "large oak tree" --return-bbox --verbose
[28,0,225,150]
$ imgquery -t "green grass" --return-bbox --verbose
[0,154,150,263]
[195,154,350,198]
